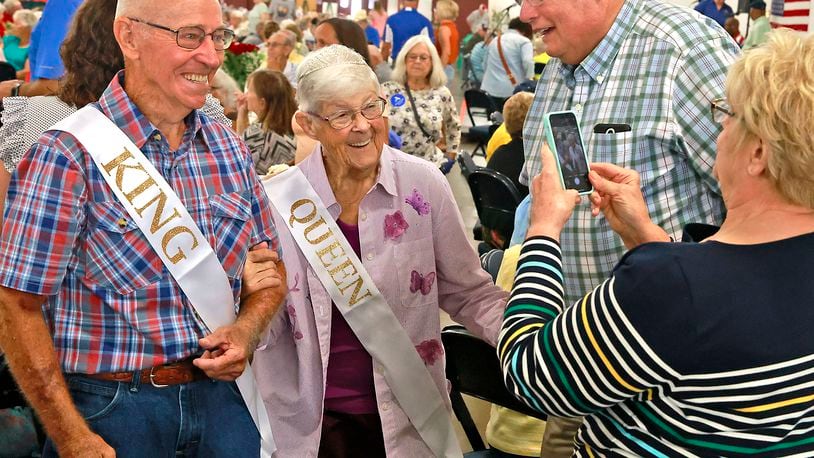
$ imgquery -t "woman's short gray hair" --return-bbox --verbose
[391,35,446,88]
[296,44,379,113]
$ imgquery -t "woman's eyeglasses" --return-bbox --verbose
[406,54,431,63]
[309,98,387,130]
[711,97,735,124]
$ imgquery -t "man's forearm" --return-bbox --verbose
[0,288,94,449]
[235,261,287,349]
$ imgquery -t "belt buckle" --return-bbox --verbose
[149,366,169,388]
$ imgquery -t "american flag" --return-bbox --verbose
[771,0,811,32]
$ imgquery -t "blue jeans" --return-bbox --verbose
[43,373,259,457]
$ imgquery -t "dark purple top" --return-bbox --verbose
[323,219,378,414]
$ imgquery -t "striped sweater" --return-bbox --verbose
[498,235,814,456]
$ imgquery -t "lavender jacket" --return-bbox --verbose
[253,144,508,457]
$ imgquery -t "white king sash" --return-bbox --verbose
[262,166,462,457]
[51,106,276,457]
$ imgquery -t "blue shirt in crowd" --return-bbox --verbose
[694,0,734,27]
[383,7,433,60]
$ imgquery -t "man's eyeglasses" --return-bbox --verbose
[406,54,431,63]
[711,97,735,124]
[309,98,387,130]
[515,0,544,7]
[128,17,235,51]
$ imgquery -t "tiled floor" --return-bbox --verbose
[443,98,494,451]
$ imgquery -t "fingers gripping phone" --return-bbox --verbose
[543,110,593,195]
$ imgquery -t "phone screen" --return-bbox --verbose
[549,112,591,193]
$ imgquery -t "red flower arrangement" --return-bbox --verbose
[222,41,263,89]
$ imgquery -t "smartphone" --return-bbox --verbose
[543,110,593,195]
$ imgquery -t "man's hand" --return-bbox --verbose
[588,162,670,248]
[527,143,581,240]
[241,242,282,299]
[59,431,116,458]
[194,322,255,381]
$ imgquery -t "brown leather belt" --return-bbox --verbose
[85,356,208,387]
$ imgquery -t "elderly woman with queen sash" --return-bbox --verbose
[252,45,507,457]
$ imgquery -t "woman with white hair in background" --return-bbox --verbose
[252,44,507,457]
[381,35,461,172]
[3,9,37,78]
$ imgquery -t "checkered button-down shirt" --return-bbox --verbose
[520,0,739,305]
[0,72,279,374]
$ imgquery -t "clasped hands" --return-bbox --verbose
[194,242,284,381]
[527,144,669,248]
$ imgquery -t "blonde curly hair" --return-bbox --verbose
[726,28,814,208]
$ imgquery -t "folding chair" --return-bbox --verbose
[464,89,499,157]
[442,325,547,452]
[467,169,523,249]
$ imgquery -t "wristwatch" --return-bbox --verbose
[10,82,23,97]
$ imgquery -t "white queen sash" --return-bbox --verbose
[262,166,462,457]
[51,105,276,457]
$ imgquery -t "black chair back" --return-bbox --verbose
[457,150,479,180]
[468,169,523,249]
[442,325,547,451]
[464,89,498,126]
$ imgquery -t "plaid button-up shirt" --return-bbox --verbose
[0,72,279,374]
[520,0,740,306]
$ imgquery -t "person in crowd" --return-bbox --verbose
[211,68,241,125]
[262,18,280,47]
[381,0,433,61]
[299,14,318,51]
[0,0,82,98]
[252,44,507,457]
[229,8,249,39]
[242,16,268,45]
[480,18,533,110]
[515,0,739,452]
[743,0,769,49]
[695,0,734,27]
[382,35,460,171]
[460,18,487,60]
[283,21,308,62]
[353,10,380,47]
[236,68,298,173]
[501,29,814,456]
[0,0,230,231]
[433,0,459,85]
[468,34,489,87]
[313,17,371,64]
[368,44,392,83]
[368,1,387,38]
[486,91,531,197]
[0,0,287,455]
[724,16,744,47]
[294,17,374,163]
[3,9,37,78]
[247,0,269,34]
[266,29,298,87]
[1,0,19,23]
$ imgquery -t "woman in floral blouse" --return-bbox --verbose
[382,35,461,169]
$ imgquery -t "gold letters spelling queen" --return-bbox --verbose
[288,199,373,307]
[102,148,200,264]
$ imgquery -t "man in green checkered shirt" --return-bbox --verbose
[512,0,740,453]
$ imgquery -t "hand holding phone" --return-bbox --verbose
[543,110,593,195]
